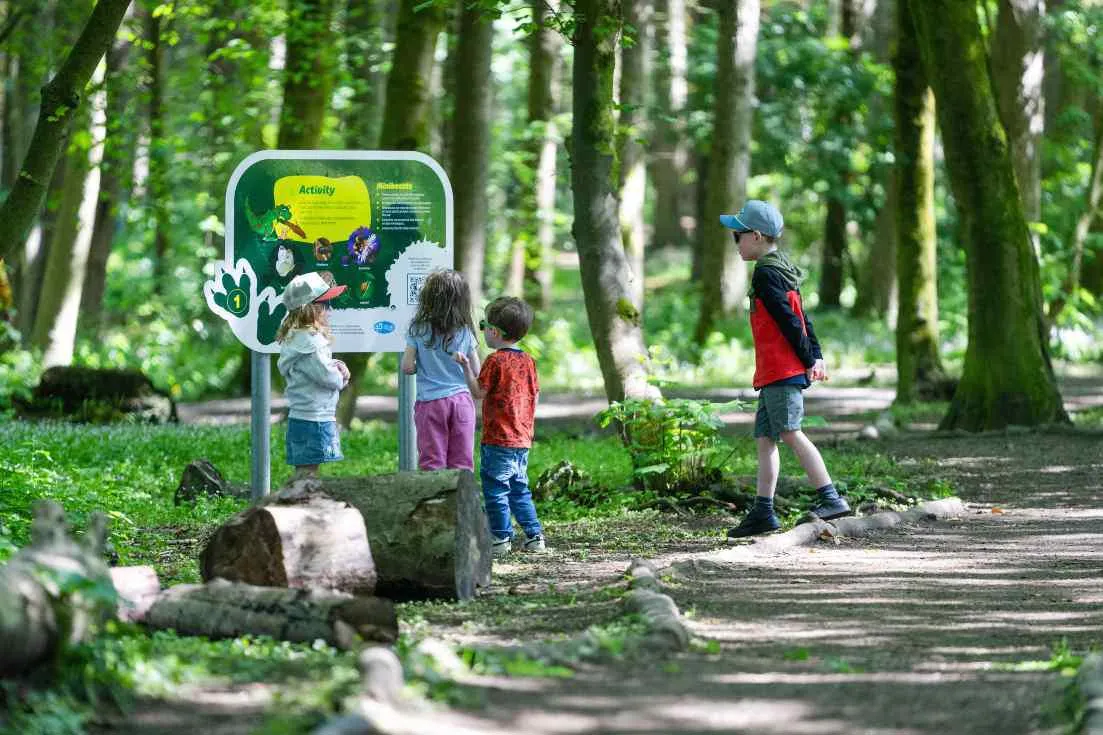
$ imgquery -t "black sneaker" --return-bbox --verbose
[726,511,781,539]
[810,494,852,520]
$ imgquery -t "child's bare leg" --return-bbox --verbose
[292,464,319,481]
[756,437,781,498]
[779,430,831,488]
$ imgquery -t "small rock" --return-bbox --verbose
[858,425,880,441]
[359,647,404,704]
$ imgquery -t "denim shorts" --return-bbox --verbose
[754,384,804,440]
[286,418,343,466]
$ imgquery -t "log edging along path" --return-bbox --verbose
[1080,654,1103,735]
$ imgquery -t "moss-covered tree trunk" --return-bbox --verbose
[908,0,1067,430]
[277,0,337,149]
[450,1,493,308]
[0,0,131,264]
[339,0,446,427]
[893,6,945,405]
[341,0,392,149]
[618,0,652,308]
[694,0,758,344]
[571,0,656,402]
[649,0,689,249]
[144,6,171,294]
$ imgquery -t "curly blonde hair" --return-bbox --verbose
[276,303,332,343]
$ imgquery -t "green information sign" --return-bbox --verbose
[204,151,453,353]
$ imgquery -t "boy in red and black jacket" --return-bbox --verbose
[722,200,852,538]
[454,296,546,557]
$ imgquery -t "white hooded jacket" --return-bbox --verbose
[277,329,345,422]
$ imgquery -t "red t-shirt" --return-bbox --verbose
[478,349,539,448]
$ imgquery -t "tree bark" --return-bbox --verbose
[110,566,160,623]
[908,0,1067,430]
[339,0,446,428]
[992,0,1045,226]
[81,14,134,334]
[143,579,397,648]
[341,0,392,149]
[618,0,653,308]
[144,6,170,293]
[276,472,492,600]
[649,0,689,249]
[0,0,131,264]
[694,0,758,344]
[520,0,562,311]
[450,0,493,307]
[894,7,946,405]
[0,502,114,677]
[277,0,337,149]
[200,490,378,595]
[571,0,657,402]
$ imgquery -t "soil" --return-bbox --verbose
[99,378,1103,734]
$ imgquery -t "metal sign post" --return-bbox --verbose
[206,150,454,497]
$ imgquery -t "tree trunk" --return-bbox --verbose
[909,0,1067,430]
[649,0,690,249]
[306,472,490,600]
[30,86,102,367]
[450,0,493,307]
[992,0,1045,226]
[894,7,946,405]
[143,579,397,648]
[618,0,653,308]
[0,0,131,264]
[694,0,758,344]
[0,502,114,677]
[341,0,392,149]
[339,0,446,428]
[520,0,562,311]
[144,6,170,293]
[80,18,134,335]
[200,490,378,595]
[277,0,337,149]
[571,0,657,402]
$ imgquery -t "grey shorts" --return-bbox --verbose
[754,384,805,440]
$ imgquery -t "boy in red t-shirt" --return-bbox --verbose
[454,296,545,556]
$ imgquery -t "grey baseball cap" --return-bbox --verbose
[720,200,784,238]
[282,272,346,310]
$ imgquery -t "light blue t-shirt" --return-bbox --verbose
[406,325,477,402]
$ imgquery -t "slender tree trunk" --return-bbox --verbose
[450,0,493,307]
[145,6,170,293]
[0,0,131,265]
[80,21,134,335]
[436,5,458,170]
[649,0,689,249]
[16,164,64,337]
[894,7,944,405]
[277,0,337,148]
[992,0,1045,226]
[909,0,1067,430]
[618,0,652,308]
[520,0,561,310]
[342,0,392,148]
[571,0,657,402]
[695,0,758,344]
[819,0,858,310]
[339,0,446,427]
[31,76,103,367]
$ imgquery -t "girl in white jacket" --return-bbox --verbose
[276,272,350,479]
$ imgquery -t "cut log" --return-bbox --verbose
[0,502,116,676]
[174,459,250,505]
[200,493,377,595]
[109,565,160,623]
[287,471,491,600]
[143,579,397,648]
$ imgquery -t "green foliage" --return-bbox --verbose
[596,398,740,495]
[0,345,41,418]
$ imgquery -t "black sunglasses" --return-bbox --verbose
[479,319,509,338]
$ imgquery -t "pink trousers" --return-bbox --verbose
[414,391,476,470]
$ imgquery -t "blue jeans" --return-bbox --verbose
[480,444,542,541]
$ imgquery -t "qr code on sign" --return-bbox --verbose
[407,274,427,305]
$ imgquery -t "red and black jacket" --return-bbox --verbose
[749,265,823,390]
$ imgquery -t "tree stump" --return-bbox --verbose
[294,471,491,601]
[143,579,397,648]
[174,459,250,505]
[0,502,116,676]
[18,365,176,423]
[200,492,377,595]
[109,565,161,623]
